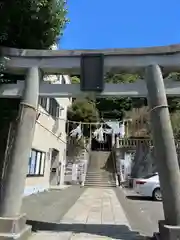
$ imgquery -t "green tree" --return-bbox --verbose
[96,73,140,119]
[68,98,99,123]
[70,73,180,120]
[0,0,68,49]
[67,98,100,136]
[71,76,80,84]
[0,0,69,113]
[105,72,140,83]
[70,73,141,120]
[96,97,132,119]
[125,107,150,138]
[0,0,68,174]
[171,111,180,138]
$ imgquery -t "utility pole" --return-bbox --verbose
[145,65,180,238]
[0,67,40,217]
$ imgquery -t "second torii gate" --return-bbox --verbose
[1,45,180,240]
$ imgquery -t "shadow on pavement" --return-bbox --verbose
[22,186,85,223]
[126,195,153,201]
[27,220,145,239]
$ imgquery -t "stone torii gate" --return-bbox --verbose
[1,45,180,240]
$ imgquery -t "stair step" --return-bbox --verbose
[84,186,116,188]
[85,179,114,182]
[85,184,116,187]
[86,175,115,178]
[85,183,116,186]
[86,174,111,176]
[86,176,111,178]
[85,182,116,184]
[86,179,113,181]
[85,180,115,183]
[86,178,115,181]
[86,173,112,175]
[85,183,116,184]
[85,185,116,187]
[86,178,115,180]
[86,175,112,177]
[86,172,110,174]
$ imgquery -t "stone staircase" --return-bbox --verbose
[85,151,116,188]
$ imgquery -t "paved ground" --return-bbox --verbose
[27,188,145,240]
[116,188,164,237]
[21,186,85,224]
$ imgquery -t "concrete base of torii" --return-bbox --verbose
[0,214,31,239]
[154,220,180,240]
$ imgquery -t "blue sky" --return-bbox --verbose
[60,0,180,49]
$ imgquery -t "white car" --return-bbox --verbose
[133,172,162,201]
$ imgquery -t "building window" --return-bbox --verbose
[49,98,59,119]
[28,149,46,176]
[39,97,60,119]
[39,97,47,109]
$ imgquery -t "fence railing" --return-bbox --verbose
[118,138,153,148]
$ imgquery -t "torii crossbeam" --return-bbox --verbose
[1,44,180,98]
[0,79,180,98]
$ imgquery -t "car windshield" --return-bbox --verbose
[143,173,158,179]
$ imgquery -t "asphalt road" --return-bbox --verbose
[115,187,164,238]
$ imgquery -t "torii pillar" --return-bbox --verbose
[146,65,180,240]
[0,67,40,239]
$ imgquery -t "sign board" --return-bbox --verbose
[72,164,78,181]
[81,54,104,92]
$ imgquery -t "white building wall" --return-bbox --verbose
[24,75,72,196]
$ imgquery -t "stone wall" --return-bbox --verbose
[131,142,180,179]
[131,142,150,178]
[131,143,180,179]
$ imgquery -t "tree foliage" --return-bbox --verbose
[171,111,180,138]
[71,76,80,84]
[125,104,180,138]
[96,73,140,119]
[67,98,99,123]
[70,73,139,120]
[125,107,150,138]
[0,0,68,141]
[70,73,180,122]
[105,72,140,83]
[67,98,100,136]
[96,97,132,119]
[168,98,180,113]
[0,0,68,49]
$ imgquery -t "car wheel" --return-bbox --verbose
[153,188,162,201]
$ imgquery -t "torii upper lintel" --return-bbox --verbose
[1,44,180,75]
